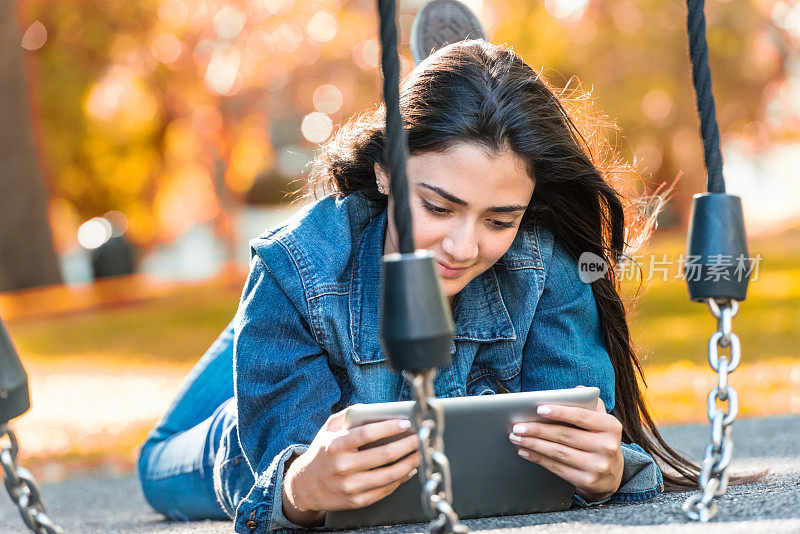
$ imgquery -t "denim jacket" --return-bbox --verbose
[213,192,663,533]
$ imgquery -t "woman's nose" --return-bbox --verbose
[441,223,479,263]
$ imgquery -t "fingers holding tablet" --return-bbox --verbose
[508,399,623,502]
[334,418,413,452]
[283,414,421,522]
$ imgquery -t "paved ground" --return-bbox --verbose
[2,415,799,533]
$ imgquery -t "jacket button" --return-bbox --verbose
[245,519,258,529]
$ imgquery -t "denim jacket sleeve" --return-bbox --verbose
[231,243,342,533]
[522,237,663,505]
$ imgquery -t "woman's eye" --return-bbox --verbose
[489,219,515,229]
[421,200,450,215]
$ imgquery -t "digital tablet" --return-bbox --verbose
[324,386,600,530]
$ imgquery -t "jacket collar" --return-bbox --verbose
[349,211,516,363]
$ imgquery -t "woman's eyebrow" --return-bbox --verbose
[417,182,468,206]
[487,204,527,213]
[416,182,527,213]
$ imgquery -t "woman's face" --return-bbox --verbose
[376,142,534,300]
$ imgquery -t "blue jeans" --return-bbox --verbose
[137,321,237,521]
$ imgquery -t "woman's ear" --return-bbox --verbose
[374,163,390,195]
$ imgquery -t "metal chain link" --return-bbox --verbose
[1,424,64,534]
[682,299,740,522]
[402,369,468,534]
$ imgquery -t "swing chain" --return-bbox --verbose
[682,299,739,522]
[403,369,468,534]
[1,424,64,534]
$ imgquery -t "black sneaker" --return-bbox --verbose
[410,0,489,65]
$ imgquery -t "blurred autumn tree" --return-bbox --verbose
[17,0,403,258]
[0,0,62,291]
[494,0,799,219]
[10,0,800,276]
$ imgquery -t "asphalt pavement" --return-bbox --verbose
[2,415,799,533]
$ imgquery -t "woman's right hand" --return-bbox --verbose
[281,408,421,526]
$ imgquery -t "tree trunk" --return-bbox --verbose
[0,1,62,291]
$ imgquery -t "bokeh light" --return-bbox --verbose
[354,38,379,70]
[213,6,246,40]
[612,1,643,34]
[85,67,160,134]
[193,38,216,65]
[78,217,113,249]
[544,0,589,22]
[157,0,189,29]
[85,75,125,121]
[273,23,303,53]
[104,210,129,237]
[773,1,800,39]
[307,12,338,43]
[21,21,47,51]
[264,0,291,16]
[205,47,240,95]
[301,112,333,143]
[313,84,343,114]
[151,33,183,64]
[641,90,673,123]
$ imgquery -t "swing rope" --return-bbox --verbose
[686,0,726,194]
[375,2,466,532]
[377,0,415,254]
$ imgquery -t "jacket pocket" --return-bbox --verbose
[465,342,520,394]
[350,346,388,365]
[466,372,514,396]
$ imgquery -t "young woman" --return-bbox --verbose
[137,41,698,533]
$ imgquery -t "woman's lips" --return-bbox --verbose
[437,261,468,279]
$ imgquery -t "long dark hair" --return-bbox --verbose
[310,40,699,489]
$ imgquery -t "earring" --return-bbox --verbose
[377,181,387,195]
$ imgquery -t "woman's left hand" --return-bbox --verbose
[508,397,624,503]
